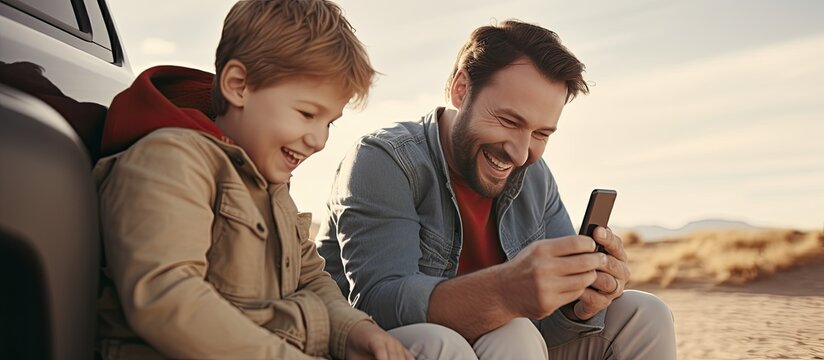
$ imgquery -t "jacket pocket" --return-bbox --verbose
[295,212,312,242]
[418,227,450,273]
[267,290,330,357]
[207,181,268,299]
[522,223,546,248]
[525,223,546,242]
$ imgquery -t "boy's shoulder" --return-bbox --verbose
[141,127,213,143]
[94,128,233,184]
[128,128,226,157]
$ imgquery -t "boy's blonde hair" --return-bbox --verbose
[212,0,375,115]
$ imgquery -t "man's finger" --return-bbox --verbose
[575,288,612,319]
[593,227,627,261]
[590,271,619,294]
[548,269,598,293]
[559,288,586,307]
[537,235,597,257]
[554,252,607,275]
[598,255,630,281]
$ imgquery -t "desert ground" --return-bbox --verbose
[311,225,824,358]
[625,229,824,359]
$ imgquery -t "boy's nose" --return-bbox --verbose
[303,126,328,153]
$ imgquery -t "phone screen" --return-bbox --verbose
[579,189,617,253]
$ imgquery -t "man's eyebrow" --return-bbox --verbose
[497,107,556,132]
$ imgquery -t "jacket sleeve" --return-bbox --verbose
[292,213,373,359]
[327,142,447,330]
[537,160,607,347]
[96,132,320,360]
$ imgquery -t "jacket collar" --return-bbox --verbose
[197,131,269,190]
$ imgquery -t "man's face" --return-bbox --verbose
[449,60,568,198]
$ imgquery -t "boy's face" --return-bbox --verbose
[230,77,349,184]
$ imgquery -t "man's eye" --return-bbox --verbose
[497,116,517,128]
[533,132,550,140]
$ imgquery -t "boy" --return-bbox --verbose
[94,1,411,359]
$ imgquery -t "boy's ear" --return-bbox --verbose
[220,59,248,108]
[449,69,471,109]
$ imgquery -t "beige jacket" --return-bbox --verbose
[94,128,370,359]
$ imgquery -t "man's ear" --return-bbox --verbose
[449,69,471,109]
[220,59,248,108]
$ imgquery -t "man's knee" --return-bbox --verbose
[388,323,475,359]
[614,290,674,324]
[602,290,677,359]
[474,318,547,360]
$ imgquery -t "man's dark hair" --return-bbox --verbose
[447,20,588,103]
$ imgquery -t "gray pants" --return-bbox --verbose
[388,290,676,360]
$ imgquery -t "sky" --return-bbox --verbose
[108,0,824,230]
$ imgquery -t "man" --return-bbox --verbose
[317,20,676,359]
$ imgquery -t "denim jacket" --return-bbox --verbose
[317,107,605,347]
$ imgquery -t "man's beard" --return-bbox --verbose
[450,107,511,198]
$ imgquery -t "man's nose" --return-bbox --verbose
[505,131,531,167]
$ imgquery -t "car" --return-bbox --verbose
[0,0,133,358]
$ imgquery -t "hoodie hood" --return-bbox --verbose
[100,65,226,156]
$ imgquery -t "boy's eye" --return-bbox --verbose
[299,110,315,119]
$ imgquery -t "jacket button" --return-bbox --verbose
[256,223,265,233]
[232,154,245,166]
[445,262,453,270]
[285,257,290,268]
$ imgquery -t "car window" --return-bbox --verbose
[2,0,81,32]
[1,0,118,63]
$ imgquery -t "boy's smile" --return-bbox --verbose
[216,65,350,184]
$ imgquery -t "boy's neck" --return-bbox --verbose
[214,111,238,142]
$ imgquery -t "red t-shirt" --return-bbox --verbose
[450,173,507,275]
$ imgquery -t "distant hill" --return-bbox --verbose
[614,219,761,242]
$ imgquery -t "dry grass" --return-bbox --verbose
[625,229,824,287]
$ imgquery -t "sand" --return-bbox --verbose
[632,256,824,359]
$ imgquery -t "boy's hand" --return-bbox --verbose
[345,320,413,360]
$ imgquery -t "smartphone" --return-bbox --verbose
[578,189,617,253]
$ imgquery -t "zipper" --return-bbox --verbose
[431,112,463,273]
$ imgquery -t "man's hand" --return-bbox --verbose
[499,235,607,320]
[345,320,413,360]
[572,226,631,320]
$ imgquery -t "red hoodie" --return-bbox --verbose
[100,66,228,157]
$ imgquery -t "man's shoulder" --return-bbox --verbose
[520,158,557,194]
[525,158,552,179]
[358,120,427,150]
[339,119,442,187]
